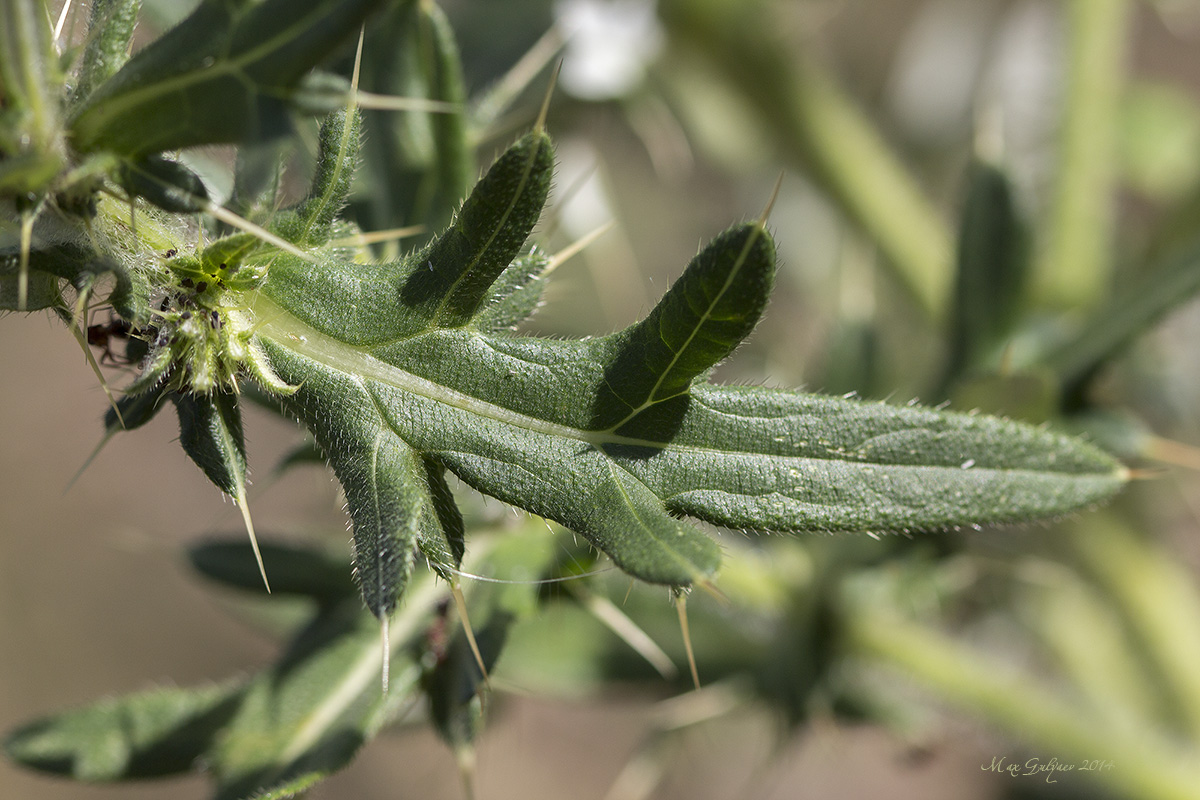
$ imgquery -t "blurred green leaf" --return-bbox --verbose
[69,0,389,155]
[1042,236,1200,401]
[941,160,1028,389]
[1120,81,1200,201]
[1034,0,1130,310]
[71,0,144,107]
[189,539,357,601]
[4,681,245,781]
[0,0,66,196]
[359,0,471,236]
[118,154,209,213]
[208,573,445,800]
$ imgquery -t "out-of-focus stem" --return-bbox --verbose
[847,606,1200,800]
[659,0,953,322]
[1034,0,1131,311]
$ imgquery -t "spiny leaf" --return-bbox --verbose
[407,129,554,329]
[472,248,552,332]
[249,131,1125,609]
[174,390,248,498]
[261,129,552,344]
[68,0,389,156]
[271,108,363,248]
[275,365,459,619]
[590,222,775,436]
[417,455,466,580]
[173,391,270,591]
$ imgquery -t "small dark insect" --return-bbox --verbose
[210,310,221,330]
[164,248,178,258]
[153,325,172,349]
[195,281,208,293]
[181,278,195,288]
[87,316,132,365]
[425,598,453,665]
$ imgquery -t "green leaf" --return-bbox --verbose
[4,681,245,781]
[68,0,389,156]
[173,390,248,501]
[941,160,1028,387]
[208,578,444,800]
[262,129,553,343]
[359,0,471,235]
[118,154,209,213]
[0,0,66,196]
[472,249,551,333]
[71,0,144,106]
[271,109,362,249]
[188,539,357,601]
[247,133,1125,607]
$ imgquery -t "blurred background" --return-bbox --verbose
[7,0,1200,797]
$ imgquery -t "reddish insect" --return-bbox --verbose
[87,315,133,365]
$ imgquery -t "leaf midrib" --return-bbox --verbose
[620,222,768,424]
[428,134,547,324]
[251,294,1119,481]
[74,0,349,138]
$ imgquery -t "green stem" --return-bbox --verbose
[1034,0,1131,310]
[847,608,1200,800]
[1039,238,1200,391]
[659,0,952,322]
[1067,517,1200,741]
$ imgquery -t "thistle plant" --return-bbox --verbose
[6,1,1188,798]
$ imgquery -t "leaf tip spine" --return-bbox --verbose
[235,493,271,594]
[675,593,701,691]
[696,578,730,608]
[1124,466,1163,482]
[545,219,615,275]
[350,25,366,104]
[535,59,563,134]
[381,615,391,695]
[757,172,785,228]
[450,581,490,688]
